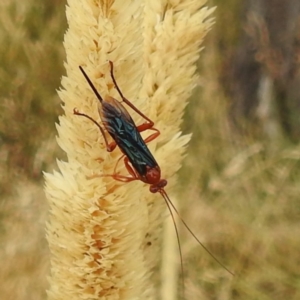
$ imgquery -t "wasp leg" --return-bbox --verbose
[113,154,125,174]
[73,108,117,152]
[142,127,160,143]
[109,61,154,127]
[87,157,139,183]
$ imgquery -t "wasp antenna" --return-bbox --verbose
[160,189,235,277]
[79,66,103,103]
[163,194,185,298]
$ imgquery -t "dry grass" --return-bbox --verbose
[179,39,300,299]
[1,0,300,299]
[0,1,65,299]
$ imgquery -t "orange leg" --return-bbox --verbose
[113,154,125,174]
[90,157,139,183]
[73,108,117,152]
[109,61,154,127]
[142,127,160,143]
[123,157,139,179]
[109,61,161,144]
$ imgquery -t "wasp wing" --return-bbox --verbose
[101,100,158,177]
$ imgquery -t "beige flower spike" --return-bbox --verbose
[44,0,215,299]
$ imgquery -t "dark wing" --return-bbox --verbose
[101,100,158,177]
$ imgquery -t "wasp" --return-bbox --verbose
[74,61,234,292]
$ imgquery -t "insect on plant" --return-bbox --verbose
[73,61,234,289]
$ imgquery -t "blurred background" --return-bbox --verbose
[0,0,300,299]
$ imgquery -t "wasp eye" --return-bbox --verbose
[150,185,159,193]
[158,179,167,188]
